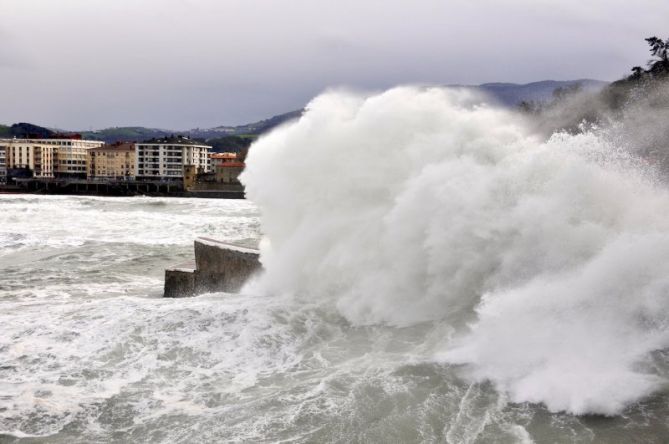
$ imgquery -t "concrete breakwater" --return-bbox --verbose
[164,237,261,297]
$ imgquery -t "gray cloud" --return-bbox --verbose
[1,0,667,129]
[0,26,34,69]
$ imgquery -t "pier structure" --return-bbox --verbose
[164,238,261,297]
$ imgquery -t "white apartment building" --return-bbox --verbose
[3,140,56,178]
[0,138,104,180]
[38,139,104,178]
[135,136,211,180]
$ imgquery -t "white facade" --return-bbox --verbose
[38,139,104,177]
[135,138,211,179]
[2,140,57,178]
[0,138,104,179]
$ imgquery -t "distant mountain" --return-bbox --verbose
[189,110,303,139]
[80,126,172,143]
[0,122,56,139]
[81,126,168,143]
[468,79,608,107]
[71,110,304,145]
[1,80,608,145]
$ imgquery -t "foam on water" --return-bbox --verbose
[0,294,299,438]
[4,93,669,440]
[0,195,259,255]
[242,86,669,415]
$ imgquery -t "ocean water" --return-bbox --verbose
[3,88,669,443]
[240,87,669,441]
[0,194,667,443]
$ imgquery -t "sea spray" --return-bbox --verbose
[4,195,669,441]
[241,86,669,415]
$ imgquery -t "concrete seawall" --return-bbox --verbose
[12,178,245,199]
[164,238,261,297]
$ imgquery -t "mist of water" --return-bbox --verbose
[241,86,669,415]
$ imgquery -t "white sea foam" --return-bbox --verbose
[0,293,300,437]
[0,195,259,254]
[242,86,669,415]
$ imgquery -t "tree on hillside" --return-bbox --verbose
[630,66,645,80]
[645,36,669,76]
[207,135,255,153]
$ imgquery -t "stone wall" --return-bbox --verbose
[164,238,261,297]
[163,262,196,298]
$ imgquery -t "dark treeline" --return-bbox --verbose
[522,36,669,120]
[602,36,669,111]
[206,135,255,154]
[0,122,58,139]
[521,36,669,174]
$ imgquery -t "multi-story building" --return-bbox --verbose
[0,137,104,181]
[209,152,238,168]
[46,138,104,178]
[136,136,210,180]
[87,142,136,180]
[210,152,245,184]
[4,140,57,179]
[0,142,6,183]
[215,162,245,184]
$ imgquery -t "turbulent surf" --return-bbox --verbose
[3,87,669,442]
[242,86,669,416]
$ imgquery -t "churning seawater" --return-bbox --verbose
[0,195,668,443]
[4,87,669,443]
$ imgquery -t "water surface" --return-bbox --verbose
[1,195,667,443]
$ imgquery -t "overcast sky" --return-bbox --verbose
[1,0,667,130]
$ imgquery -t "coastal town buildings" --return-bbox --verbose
[0,144,6,183]
[0,138,104,181]
[183,164,208,190]
[135,136,211,180]
[183,152,245,191]
[46,138,105,178]
[3,140,57,179]
[87,142,136,179]
[215,161,245,184]
[0,135,245,197]
[209,152,237,169]
[210,152,244,184]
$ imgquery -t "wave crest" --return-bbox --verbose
[241,86,669,414]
